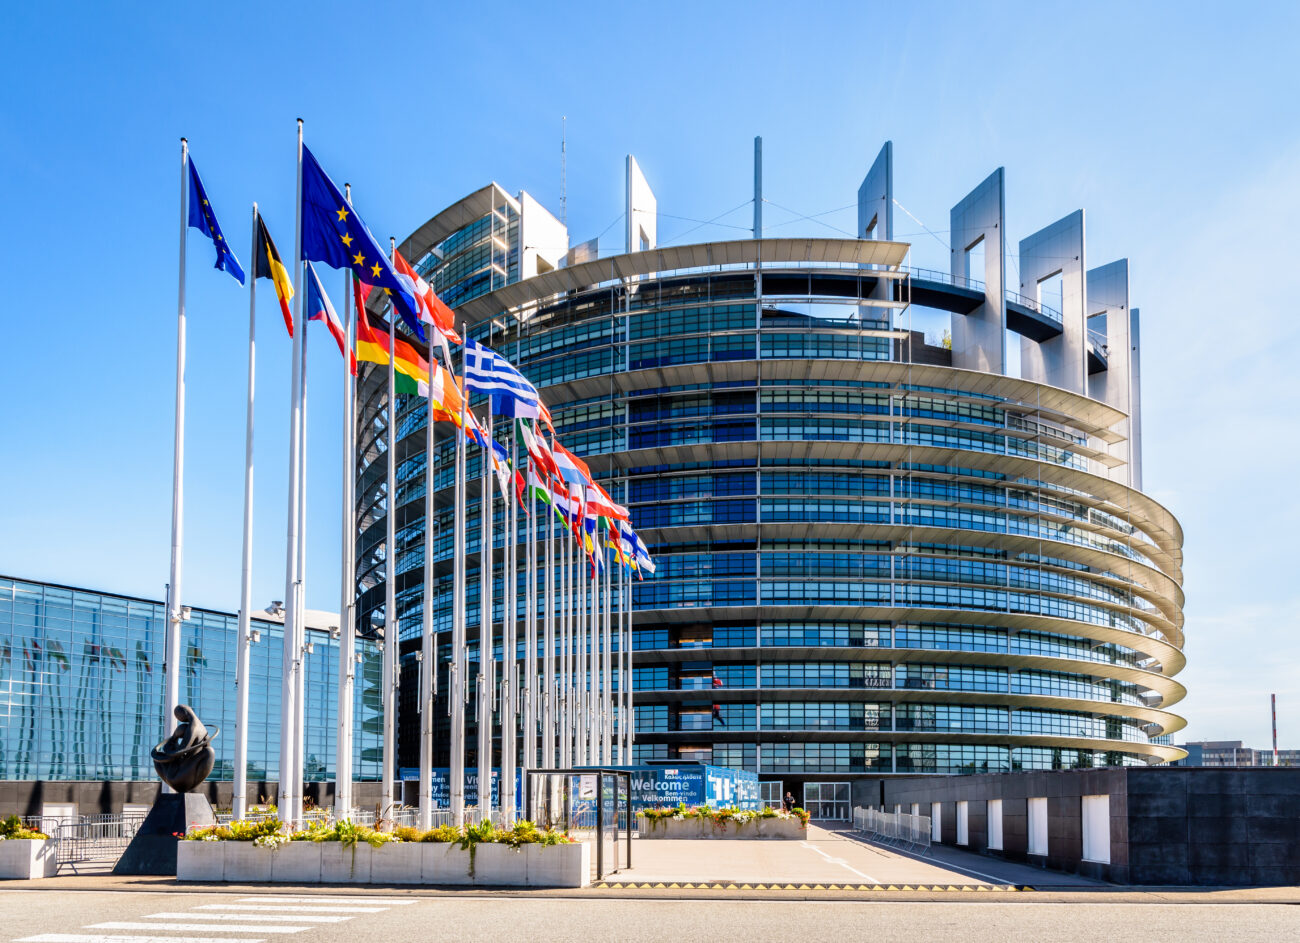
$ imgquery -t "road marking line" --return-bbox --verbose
[800,840,879,882]
[238,897,415,905]
[193,905,387,914]
[144,914,350,924]
[18,936,266,943]
[87,923,308,935]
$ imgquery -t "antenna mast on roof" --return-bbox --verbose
[560,116,567,228]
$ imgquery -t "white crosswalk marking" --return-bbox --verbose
[88,924,308,934]
[238,897,416,905]
[142,913,350,924]
[193,905,386,914]
[18,936,266,943]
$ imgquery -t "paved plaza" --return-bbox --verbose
[606,825,1096,889]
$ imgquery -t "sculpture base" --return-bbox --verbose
[112,790,216,875]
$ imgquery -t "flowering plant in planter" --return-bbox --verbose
[638,804,810,830]
[0,815,47,841]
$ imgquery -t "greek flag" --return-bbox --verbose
[463,338,541,420]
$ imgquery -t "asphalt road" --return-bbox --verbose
[2,889,1299,943]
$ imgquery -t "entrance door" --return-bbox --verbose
[803,782,850,821]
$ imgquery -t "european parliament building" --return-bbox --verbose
[0,142,1185,819]
[365,142,1187,814]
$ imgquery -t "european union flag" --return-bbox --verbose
[300,145,423,341]
[187,158,245,285]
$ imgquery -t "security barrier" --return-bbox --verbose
[851,806,931,854]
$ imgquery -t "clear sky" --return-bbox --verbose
[2,1,1298,747]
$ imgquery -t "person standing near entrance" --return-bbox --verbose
[783,791,795,812]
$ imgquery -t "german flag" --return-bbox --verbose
[355,286,429,396]
[254,212,295,336]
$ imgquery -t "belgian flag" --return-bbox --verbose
[254,212,295,336]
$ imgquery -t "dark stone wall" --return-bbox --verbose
[0,780,386,818]
[873,768,1300,885]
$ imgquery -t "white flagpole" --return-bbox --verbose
[380,253,399,820]
[557,506,568,770]
[450,337,467,826]
[501,429,517,823]
[541,477,554,771]
[581,538,590,766]
[164,137,189,794]
[523,449,537,787]
[595,548,603,759]
[624,559,634,764]
[233,202,258,820]
[478,412,495,816]
[335,186,356,821]
[418,339,436,830]
[602,541,612,765]
[617,555,626,765]
[294,261,309,821]
[280,120,305,827]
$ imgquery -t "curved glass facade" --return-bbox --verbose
[360,199,1185,782]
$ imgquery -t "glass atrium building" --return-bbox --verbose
[360,148,1187,795]
[0,576,382,783]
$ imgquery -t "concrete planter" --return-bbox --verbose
[638,815,806,840]
[0,839,58,879]
[178,840,589,887]
[271,842,322,883]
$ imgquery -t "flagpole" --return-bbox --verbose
[616,554,625,764]
[450,330,467,826]
[624,560,633,764]
[523,446,537,800]
[280,120,305,828]
[541,474,554,771]
[595,548,603,759]
[557,504,569,770]
[163,137,189,796]
[294,258,309,824]
[232,202,257,820]
[478,412,495,818]
[602,540,612,764]
[418,344,436,831]
[336,185,356,821]
[501,427,517,824]
[380,251,398,820]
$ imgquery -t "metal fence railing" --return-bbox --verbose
[851,806,932,854]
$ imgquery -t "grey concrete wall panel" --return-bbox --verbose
[1019,210,1088,393]
[1130,307,1144,491]
[875,768,1300,885]
[949,168,1006,374]
[857,141,893,241]
[857,142,893,314]
[1086,259,1134,485]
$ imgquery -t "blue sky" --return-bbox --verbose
[2,1,1298,746]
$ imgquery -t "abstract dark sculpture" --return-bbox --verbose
[114,703,218,874]
[151,704,218,793]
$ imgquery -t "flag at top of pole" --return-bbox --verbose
[305,262,357,376]
[187,157,244,284]
[463,338,542,419]
[299,145,423,341]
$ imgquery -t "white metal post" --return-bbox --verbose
[233,201,258,820]
[336,185,356,820]
[478,412,496,816]
[418,380,437,830]
[450,348,467,825]
[380,288,398,820]
[164,138,189,796]
[279,121,305,827]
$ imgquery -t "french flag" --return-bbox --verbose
[306,261,357,376]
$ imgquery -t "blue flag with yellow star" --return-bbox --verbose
[187,157,245,284]
[300,145,423,341]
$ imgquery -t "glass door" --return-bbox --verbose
[803,782,851,820]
